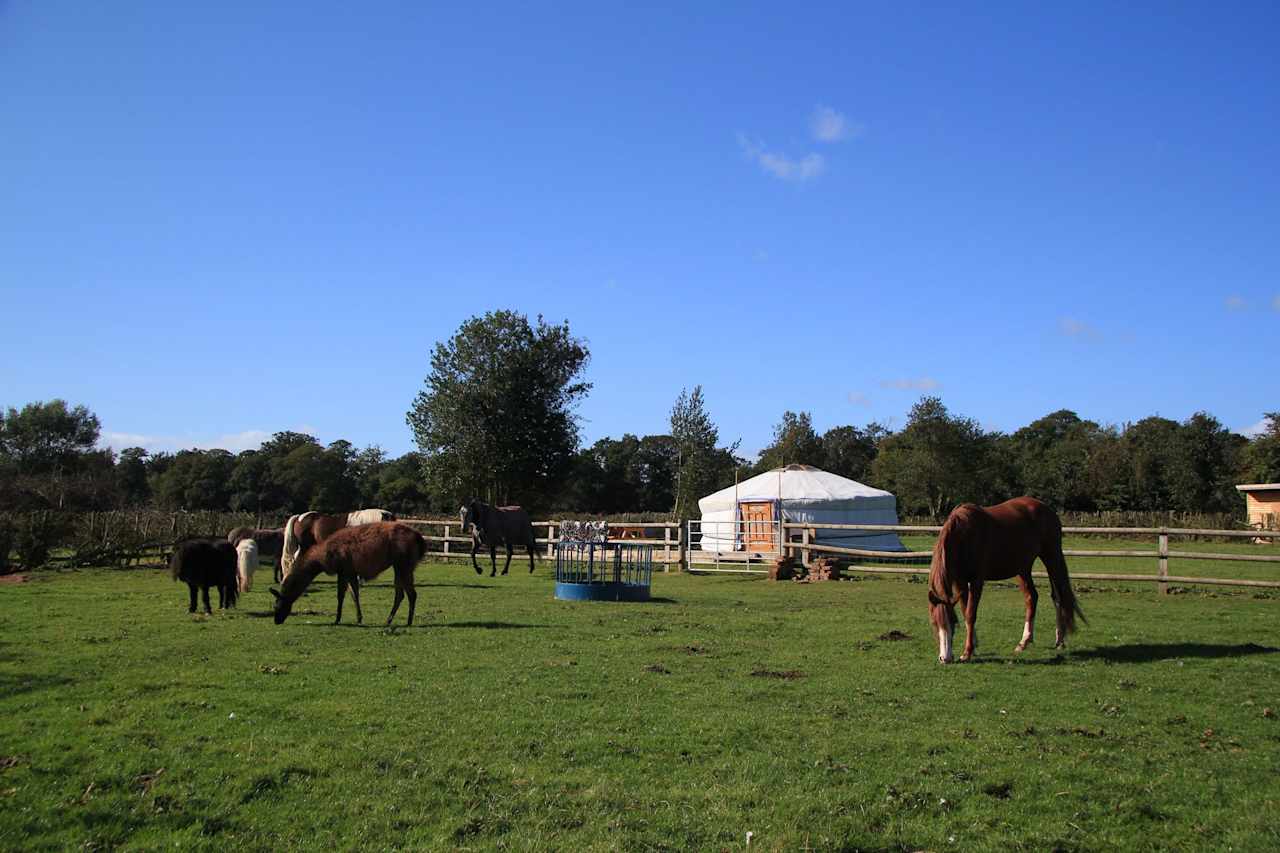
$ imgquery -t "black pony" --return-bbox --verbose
[170,539,239,614]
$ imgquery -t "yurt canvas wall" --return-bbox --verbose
[697,464,907,554]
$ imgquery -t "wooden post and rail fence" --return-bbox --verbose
[780,522,1280,592]
[399,516,1280,592]
[14,509,1272,592]
[397,518,683,571]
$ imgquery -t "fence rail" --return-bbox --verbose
[684,519,1280,591]
[397,518,683,568]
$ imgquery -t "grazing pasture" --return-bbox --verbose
[1,564,1279,850]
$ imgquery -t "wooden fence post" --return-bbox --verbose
[1158,531,1169,595]
[443,524,450,561]
[802,526,811,568]
[678,522,686,573]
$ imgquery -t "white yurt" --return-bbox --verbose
[697,464,907,554]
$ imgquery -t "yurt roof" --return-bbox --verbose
[697,464,896,513]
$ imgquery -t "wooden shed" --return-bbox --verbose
[1236,483,1280,530]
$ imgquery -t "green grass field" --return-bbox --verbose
[2,559,1279,851]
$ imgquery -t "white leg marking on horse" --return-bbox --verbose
[938,626,953,663]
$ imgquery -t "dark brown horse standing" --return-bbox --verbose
[460,500,537,577]
[927,496,1086,663]
[270,522,427,626]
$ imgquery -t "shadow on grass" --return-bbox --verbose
[430,620,553,630]
[415,583,494,589]
[1069,642,1280,663]
[966,642,1280,666]
[0,672,76,697]
[289,620,552,630]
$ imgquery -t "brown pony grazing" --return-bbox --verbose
[928,496,1086,663]
[460,500,537,577]
[270,522,428,626]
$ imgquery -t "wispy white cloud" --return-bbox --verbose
[737,134,825,182]
[1225,295,1248,312]
[100,429,272,454]
[810,105,863,143]
[1059,317,1103,341]
[880,377,940,391]
[847,391,871,406]
[1239,419,1271,438]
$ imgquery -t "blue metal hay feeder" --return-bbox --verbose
[555,521,653,602]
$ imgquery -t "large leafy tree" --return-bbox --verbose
[820,423,886,482]
[558,433,680,513]
[670,386,741,520]
[1007,410,1110,510]
[116,447,151,505]
[369,452,434,515]
[871,396,991,519]
[754,411,823,473]
[632,434,679,512]
[0,399,101,474]
[1241,413,1280,483]
[0,400,105,509]
[1168,412,1244,513]
[152,449,237,510]
[1122,417,1180,511]
[406,311,590,510]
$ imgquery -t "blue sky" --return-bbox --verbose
[2,2,1277,459]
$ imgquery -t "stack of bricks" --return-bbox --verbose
[768,555,797,581]
[797,557,842,582]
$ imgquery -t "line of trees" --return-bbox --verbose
[4,310,1278,521]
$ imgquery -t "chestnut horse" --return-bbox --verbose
[280,509,395,578]
[270,522,427,626]
[927,496,1086,663]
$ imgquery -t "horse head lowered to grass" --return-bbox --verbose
[928,496,1086,663]
[270,521,427,626]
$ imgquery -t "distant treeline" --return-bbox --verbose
[1,398,1278,522]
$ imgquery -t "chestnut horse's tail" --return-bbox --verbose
[1042,517,1087,632]
[928,510,968,607]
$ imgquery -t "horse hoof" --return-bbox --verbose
[939,656,952,664]
[1014,643,1027,653]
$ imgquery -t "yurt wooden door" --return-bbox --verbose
[739,501,777,553]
